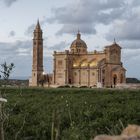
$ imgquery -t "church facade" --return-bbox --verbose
[29,21,126,87]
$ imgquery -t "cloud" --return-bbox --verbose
[121,47,140,78]
[1,0,140,79]
[0,39,54,78]
[25,24,35,36]
[0,40,32,78]
[25,19,48,36]
[47,0,126,35]
[119,40,140,50]
[56,23,96,35]
[0,40,32,58]
[49,41,69,51]
[104,0,140,42]
[1,0,18,7]
[9,30,16,37]
[47,0,140,42]
[106,13,140,41]
[132,0,140,7]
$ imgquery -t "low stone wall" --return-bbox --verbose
[116,84,140,89]
[93,125,140,140]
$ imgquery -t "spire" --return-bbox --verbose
[35,19,41,30]
[33,19,43,39]
[77,30,81,40]
[114,38,116,44]
[78,29,80,34]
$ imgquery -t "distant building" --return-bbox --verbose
[29,21,126,87]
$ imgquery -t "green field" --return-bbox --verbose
[1,88,140,140]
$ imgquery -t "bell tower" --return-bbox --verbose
[31,20,43,86]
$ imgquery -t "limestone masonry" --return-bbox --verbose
[29,21,126,88]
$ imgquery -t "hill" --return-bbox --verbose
[0,79,28,87]
[1,88,140,140]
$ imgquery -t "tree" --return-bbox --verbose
[0,62,15,140]
[0,62,15,86]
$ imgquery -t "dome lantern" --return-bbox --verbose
[77,30,81,40]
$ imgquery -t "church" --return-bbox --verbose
[29,21,126,88]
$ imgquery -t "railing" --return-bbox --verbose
[54,50,105,55]
[88,51,105,54]
[54,52,66,55]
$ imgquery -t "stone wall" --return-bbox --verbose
[117,84,140,89]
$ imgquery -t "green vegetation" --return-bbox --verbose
[2,88,140,140]
[0,62,15,140]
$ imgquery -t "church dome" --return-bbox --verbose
[70,32,87,53]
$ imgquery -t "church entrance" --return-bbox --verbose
[113,74,117,88]
[69,79,72,84]
[102,78,105,87]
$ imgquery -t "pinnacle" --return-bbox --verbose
[36,19,41,30]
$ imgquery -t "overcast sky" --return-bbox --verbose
[0,0,140,79]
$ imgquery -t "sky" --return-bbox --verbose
[0,0,140,79]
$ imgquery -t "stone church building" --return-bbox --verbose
[29,21,126,87]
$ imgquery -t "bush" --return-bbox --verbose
[57,85,70,88]
[79,86,88,88]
